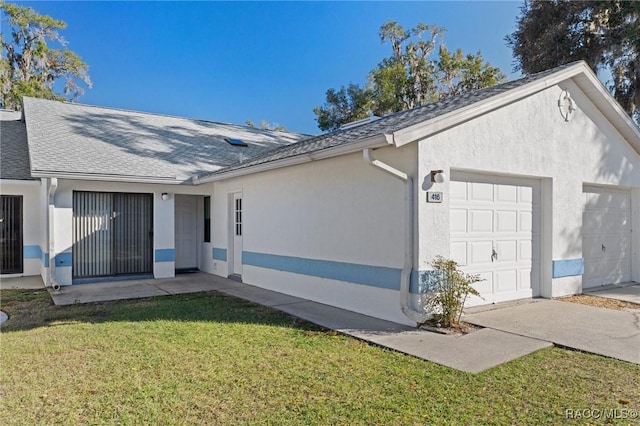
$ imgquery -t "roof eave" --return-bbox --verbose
[391,62,592,148]
[0,178,40,185]
[570,71,640,153]
[195,133,393,184]
[391,62,640,154]
[30,170,192,185]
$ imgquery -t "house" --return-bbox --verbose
[1,61,639,326]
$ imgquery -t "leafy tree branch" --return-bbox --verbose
[0,2,91,110]
[314,21,505,131]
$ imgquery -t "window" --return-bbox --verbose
[234,197,242,236]
[225,138,248,147]
[204,196,211,242]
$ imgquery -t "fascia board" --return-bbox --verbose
[571,71,640,153]
[391,63,590,147]
[0,179,40,186]
[29,170,190,184]
[196,133,392,184]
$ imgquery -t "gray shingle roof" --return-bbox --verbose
[201,63,579,178]
[1,110,34,180]
[22,97,308,182]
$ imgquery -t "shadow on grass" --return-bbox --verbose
[0,289,327,334]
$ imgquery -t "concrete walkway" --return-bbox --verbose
[0,275,45,289]
[36,273,639,371]
[464,299,640,365]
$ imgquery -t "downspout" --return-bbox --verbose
[363,148,429,324]
[48,178,60,291]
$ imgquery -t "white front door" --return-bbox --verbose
[231,192,243,276]
[450,173,541,305]
[582,186,632,288]
[175,195,198,270]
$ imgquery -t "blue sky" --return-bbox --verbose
[12,1,523,134]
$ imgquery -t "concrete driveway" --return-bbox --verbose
[464,299,640,365]
[585,282,640,304]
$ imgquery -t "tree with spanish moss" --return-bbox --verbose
[506,0,640,125]
[314,21,505,131]
[0,2,91,110]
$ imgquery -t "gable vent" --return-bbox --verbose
[225,138,248,147]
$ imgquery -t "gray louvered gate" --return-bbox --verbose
[73,192,153,279]
[0,195,23,274]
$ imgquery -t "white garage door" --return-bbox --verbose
[450,173,541,305]
[582,186,632,288]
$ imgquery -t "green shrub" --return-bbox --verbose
[422,256,482,327]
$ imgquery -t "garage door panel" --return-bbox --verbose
[582,187,632,288]
[583,236,603,260]
[450,209,468,233]
[519,211,533,232]
[472,272,493,295]
[584,211,630,235]
[602,235,631,259]
[496,184,517,203]
[451,175,540,305]
[469,210,494,233]
[450,241,467,265]
[469,182,494,201]
[519,240,532,261]
[584,259,631,284]
[470,241,493,265]
[519,186,533,203]
[519,269,532,290]
[495,269,518,292]
[495,240,517,262]
[450,181,467,200]
[496,210,517,233]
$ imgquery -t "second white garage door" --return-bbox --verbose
[450,173,541,305]
[582,186,632,289]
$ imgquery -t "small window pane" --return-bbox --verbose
[203,196,211,243]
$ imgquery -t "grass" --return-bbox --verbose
[1,289,639,425]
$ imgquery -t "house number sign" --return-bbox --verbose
[427,191,443,203]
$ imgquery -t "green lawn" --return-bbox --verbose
[1,289,638,425]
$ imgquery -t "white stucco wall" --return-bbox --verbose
[210,145,418,325]
[0,180,43,277]
[49,179,211,285]
[417,81,640,298]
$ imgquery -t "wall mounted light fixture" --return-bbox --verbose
[161,193,169,201]
[430,170,445,183]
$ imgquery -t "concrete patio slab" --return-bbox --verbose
[464,299,640,365]
[151,273,245,294]
[0,276,44,289]
[48,273,227,306]
[585,282,640,305]
[363,328,552,374]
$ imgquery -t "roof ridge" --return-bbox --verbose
[21,96,308,137]
[194,61,592,181]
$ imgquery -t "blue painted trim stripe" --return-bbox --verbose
[552,258,584,278]
[243,251,401,290]
[212,248,227,261]
[43,253,49,268]
[155,249,175,263]
[55,252,72,267]
[23,245,43,259]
